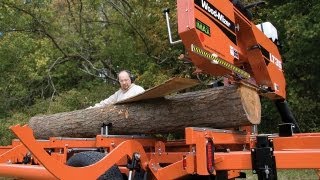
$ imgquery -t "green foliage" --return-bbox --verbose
[0,33,56,115]
[0,81,117,145]
[138,63,172,89]
[0,112,29,145]
[257,0,320,132]
[29,81,117,114]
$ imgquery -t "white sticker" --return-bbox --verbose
[274,83,279,91]
[230,46,239,59]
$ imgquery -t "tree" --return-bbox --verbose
[257,0,320,132]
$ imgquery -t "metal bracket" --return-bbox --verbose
[278,123,294,137]
[251,135,277,180]
[101,123,112,135]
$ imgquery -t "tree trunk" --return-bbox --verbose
[29,84,260,139]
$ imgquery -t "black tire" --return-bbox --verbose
[67,151,123,180]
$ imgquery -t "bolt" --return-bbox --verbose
[253,170,256,173]
[265,165,270,178]
[265,169,270,175]
[134,153,141,160]
[192,146,196,153]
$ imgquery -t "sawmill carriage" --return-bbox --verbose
[0,0,320,179]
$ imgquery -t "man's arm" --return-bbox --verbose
[88,92,118,109]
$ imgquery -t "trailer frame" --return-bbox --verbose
[0,124,319,179]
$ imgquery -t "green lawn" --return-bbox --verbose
[240,170,319,180]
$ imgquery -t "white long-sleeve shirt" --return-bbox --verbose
[90,84,145,108]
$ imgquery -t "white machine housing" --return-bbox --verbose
[256,22,279,42]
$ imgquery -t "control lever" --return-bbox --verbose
[163,8,182,45]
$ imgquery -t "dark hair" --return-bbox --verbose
[118,70,135,82]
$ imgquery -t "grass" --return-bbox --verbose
[240,170,319,180]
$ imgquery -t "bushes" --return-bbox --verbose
[0,83,117,145]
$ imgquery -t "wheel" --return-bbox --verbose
[67,151,123,180]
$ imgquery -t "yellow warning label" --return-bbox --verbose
[191,44,250,79]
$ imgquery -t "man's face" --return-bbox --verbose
[118,71,132,91]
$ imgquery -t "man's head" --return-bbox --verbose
[118,70,132,91]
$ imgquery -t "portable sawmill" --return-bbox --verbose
[0,0,319,179]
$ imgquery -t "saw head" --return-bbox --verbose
[176,0,286,100]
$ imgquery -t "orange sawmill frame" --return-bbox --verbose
[0,125,319,179]
[0,1,319,179]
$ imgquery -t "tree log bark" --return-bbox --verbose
[29,85,260,139]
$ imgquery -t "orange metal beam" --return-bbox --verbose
[148,152,185,164]
[0,164,56,180]
[0,146,13,155]
[32,135,156,150]
[275,151,320,169]
[214,152,251,170]
[185,127,249,145]
[214,150,320,170]
[273,134,320,150]
[0,144,27,163]
[195,136,208,175]
[150,159,188,180]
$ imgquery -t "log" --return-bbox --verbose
[29,84,261,139]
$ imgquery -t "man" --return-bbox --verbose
[88,70,145,108]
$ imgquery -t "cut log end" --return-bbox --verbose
[238,84,261,124]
